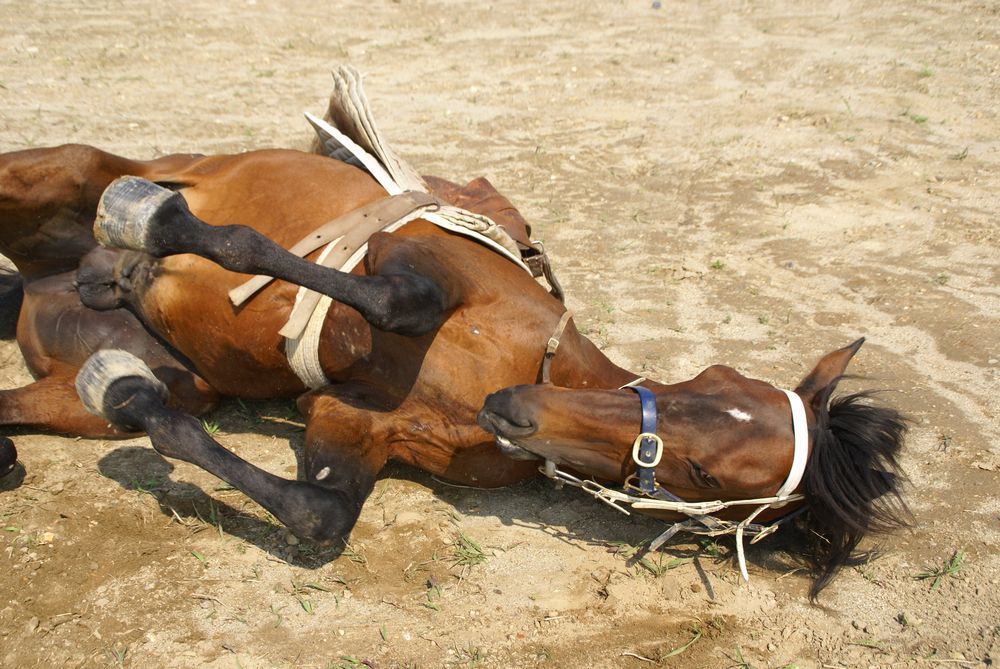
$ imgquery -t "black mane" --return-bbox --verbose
[793,390,911,600]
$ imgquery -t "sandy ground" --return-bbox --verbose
[1,1,998,667]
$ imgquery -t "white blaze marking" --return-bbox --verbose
[726,408,753,422]
[315,466,331,481]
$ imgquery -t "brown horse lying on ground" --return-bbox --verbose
[0,127,908,599]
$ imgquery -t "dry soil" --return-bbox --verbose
[0,1,998,668]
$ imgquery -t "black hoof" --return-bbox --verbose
[75,349,168,421]
[0,437,16,479]
[95,176,185,254]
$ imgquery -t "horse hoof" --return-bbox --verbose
[0,437,16,478]
[75,349,168,419]
[95,176,180,253]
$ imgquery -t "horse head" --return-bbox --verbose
[477,338,910,598]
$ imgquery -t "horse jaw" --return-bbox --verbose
[492,434,541,461]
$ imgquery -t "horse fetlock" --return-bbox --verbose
[74,270,123,311]
[75,349,168,428]
[95,176,187,255]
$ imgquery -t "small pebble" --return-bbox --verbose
[284,533,299,546]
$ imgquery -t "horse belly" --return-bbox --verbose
[138,254,306,397]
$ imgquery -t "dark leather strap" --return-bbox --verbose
[540,311,573,384]
[628,385,661,494]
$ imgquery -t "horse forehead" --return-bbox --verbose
[690,364,755,389]
[682,365,779,410]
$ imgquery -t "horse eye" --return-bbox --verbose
[691,461,720,488]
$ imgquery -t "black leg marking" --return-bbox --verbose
[76,350,363,544]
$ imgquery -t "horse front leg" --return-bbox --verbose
[75,349,362,544]
[93,177,456,337]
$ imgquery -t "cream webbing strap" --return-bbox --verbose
[278,65,534,387]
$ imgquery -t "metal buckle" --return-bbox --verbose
[623,474,642,495]
[631,432,663,467]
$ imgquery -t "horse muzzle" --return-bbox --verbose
[477,389,541,461]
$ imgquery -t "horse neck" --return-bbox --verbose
[550,324,660,391]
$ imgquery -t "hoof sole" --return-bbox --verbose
[95,176,178,252]
[75,349,168,419]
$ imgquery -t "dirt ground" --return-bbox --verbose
[1,1,998,667]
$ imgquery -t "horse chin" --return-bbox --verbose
[492,435,541,461]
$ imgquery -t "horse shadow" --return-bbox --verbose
[389,464,802,598]
[96,396,349,567]
[95,399,801,586]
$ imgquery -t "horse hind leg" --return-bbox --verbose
[94,177,454,337]
[76,349,361,544]
[0,370,134,482]
[0,370,135,438]
[0,273,220,476]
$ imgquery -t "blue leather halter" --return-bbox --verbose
[627,385,661,494]
[626,385,690,507]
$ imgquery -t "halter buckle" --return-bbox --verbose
[631,432,663,468]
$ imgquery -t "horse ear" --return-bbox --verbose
[795,338,865,411]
